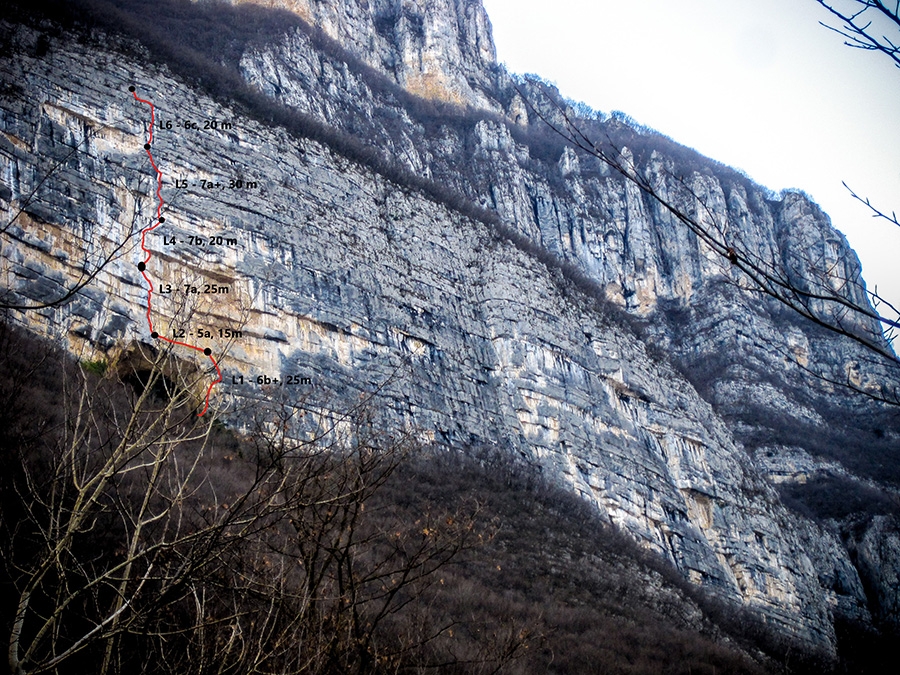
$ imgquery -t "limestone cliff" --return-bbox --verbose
[228,0,498,106]
[1,0,898,659]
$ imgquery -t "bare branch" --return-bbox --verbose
[816,0,900,68]
[517,81,899,370]
[844,180,900,229]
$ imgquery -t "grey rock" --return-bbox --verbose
[2,4,899,658]
[849,515,900,629]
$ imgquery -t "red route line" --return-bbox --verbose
[131,87,222,417]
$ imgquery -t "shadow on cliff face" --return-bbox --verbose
[111,340,206,408]
[655,294,900,488]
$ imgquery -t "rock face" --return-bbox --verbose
[1,0,898,658]
[851,516,900,628]
[229,0,498,106]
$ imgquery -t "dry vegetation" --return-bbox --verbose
[0,320,804,674]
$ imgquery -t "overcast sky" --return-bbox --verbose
[482,0,900,307]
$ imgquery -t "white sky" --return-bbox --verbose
[482,0,900,307]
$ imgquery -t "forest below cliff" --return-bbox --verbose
[0,320,852,675]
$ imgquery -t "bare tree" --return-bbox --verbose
[4,335,263,674]
[0,318,520,675]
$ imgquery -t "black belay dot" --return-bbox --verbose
[203,348,212,356]
[151,331,159,339]
[159,216,166,223]
[128,85,135,92]
[137,262,146,272]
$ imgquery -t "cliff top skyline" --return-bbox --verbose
[484,0,900,308]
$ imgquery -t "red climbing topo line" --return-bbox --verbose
[131,86,222,417]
